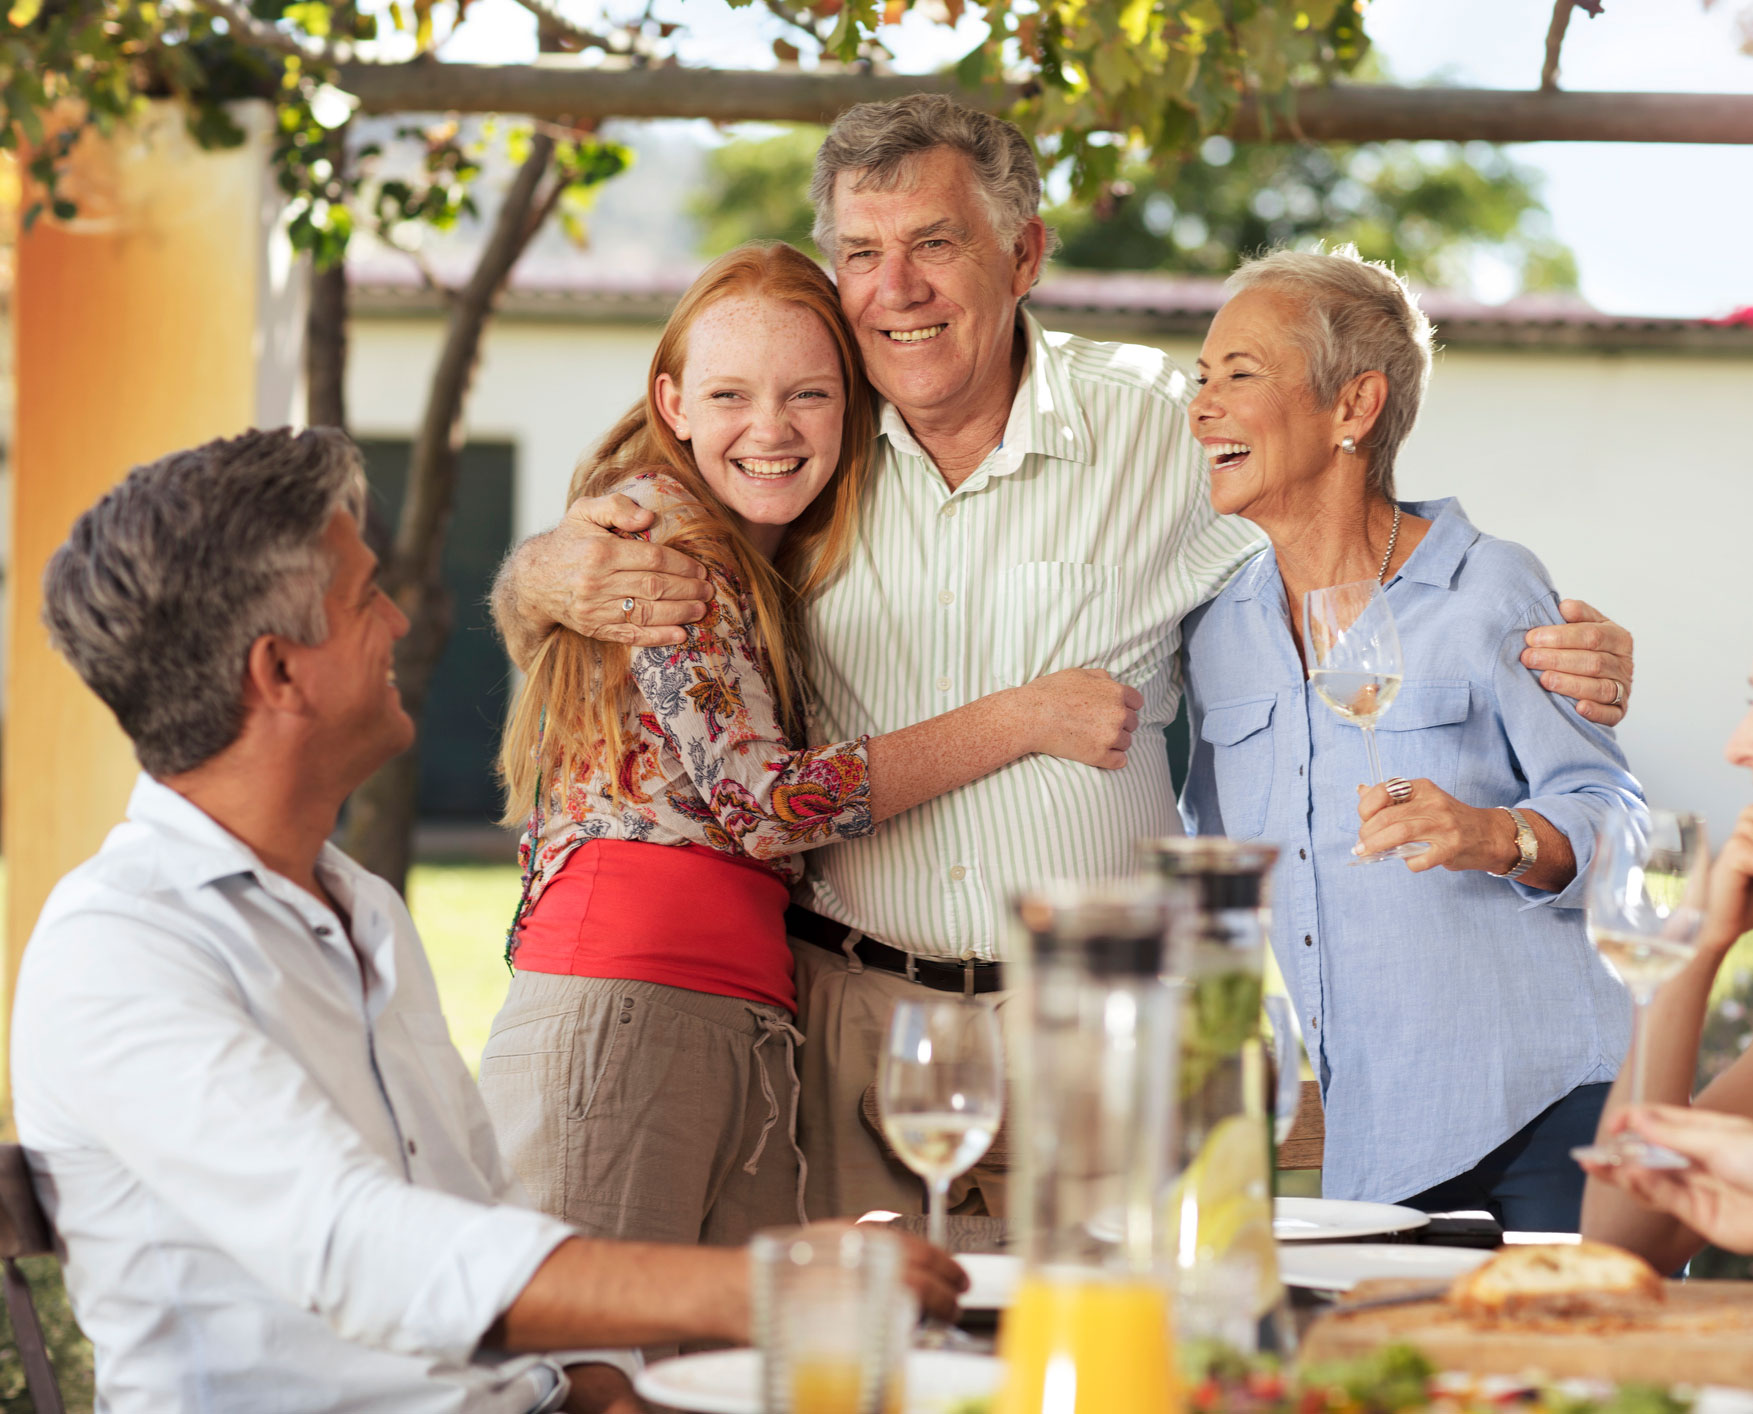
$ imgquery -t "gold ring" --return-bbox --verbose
[621,596,636,622]
[1610,679,1625,708]
[1385,777,1414,804]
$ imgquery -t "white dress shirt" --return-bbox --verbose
[801,311,1265,959]
[11,775,608,1413]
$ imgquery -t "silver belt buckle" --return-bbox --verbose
[904,953,919,984]
[962,961,977,998]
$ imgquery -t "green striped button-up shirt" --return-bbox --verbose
[799,311,1265,961]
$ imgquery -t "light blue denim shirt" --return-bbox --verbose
[1179,498,1640,1203]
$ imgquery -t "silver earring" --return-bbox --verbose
[1341,435,1358,455]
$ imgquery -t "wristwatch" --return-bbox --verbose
[1491,806,1538,882]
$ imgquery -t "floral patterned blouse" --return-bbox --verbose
[521,471,876,908]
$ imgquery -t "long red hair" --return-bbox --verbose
[499,242,875,824]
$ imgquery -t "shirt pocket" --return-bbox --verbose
[991,562,1121,688]
[1372,679,1472,795]
[1199,694,1277,839]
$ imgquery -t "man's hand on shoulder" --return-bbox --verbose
[1521,598,1634,727]
[491,493,711,668]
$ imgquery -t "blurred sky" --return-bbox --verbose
[435,0,1753,317]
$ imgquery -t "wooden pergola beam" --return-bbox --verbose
[335,64,1753,145]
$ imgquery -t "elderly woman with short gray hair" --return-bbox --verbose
[1179,246,1644,1230]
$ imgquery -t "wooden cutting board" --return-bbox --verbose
[1300,1278,1753,1388]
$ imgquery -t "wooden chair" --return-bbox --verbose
[1276,1080,1326,1171]
[0,1144,66,1414]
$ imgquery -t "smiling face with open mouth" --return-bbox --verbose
[654,291,846,558]
[829,146,1041,440]
[1189,287,1344,523]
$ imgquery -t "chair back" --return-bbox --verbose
[0,1143,66,1414]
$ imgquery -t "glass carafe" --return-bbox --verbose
[996,881,1181,1414]
[1140,837,1296,1355]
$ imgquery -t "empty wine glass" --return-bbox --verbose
[1571,806,1710,1170]
[1303,578,1432,866]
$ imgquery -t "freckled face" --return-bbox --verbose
[1188,288,1342,523]
[655,293,846,555]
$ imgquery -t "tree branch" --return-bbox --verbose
[507,0,621,53]
[186,0,334,63]
[333,65,1753,145]
[1542,0,1575,91]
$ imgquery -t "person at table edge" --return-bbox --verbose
[1178,248,1641,1228]
[11,427,963,1414]
[489,94,1638,1222]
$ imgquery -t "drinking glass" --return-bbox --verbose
[1571,806,1711,1170]
[877,999,1004,1253]
[751,1225,911,1414]
[1302,578,1431,866]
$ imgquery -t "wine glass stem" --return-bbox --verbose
[1361,723,1386,786]
[927,1175,950,1252]
[1628,993,1651,1108]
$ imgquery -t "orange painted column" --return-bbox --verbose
[4,101,301,1107]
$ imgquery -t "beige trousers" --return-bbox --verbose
[476,972,807,1247]
[790,939,1011,1222]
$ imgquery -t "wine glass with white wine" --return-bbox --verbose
[877,999,1004,1344]
[1571,805,1710,1170]
[1303,578,1432,866]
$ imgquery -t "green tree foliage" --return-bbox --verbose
[745,0,1371,198]
[1049,138,1578,294]
[690,124,824,256]
[693,127,1577,297]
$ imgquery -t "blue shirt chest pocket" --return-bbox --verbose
[1371,680,1473,795]
[1200,694,1277,839]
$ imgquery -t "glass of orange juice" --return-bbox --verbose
[752,1226,912,1414]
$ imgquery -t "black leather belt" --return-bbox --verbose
[785,905,1006,996]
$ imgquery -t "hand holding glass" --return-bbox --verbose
[1302,578,1431,866]
[1571,806,1710,1171]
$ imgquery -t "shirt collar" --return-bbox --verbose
[875,308,1096,476]
[123,772,368,903]
[1392,497,1479,589]
[1215,497,1478,604]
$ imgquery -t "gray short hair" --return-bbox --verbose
[1225,245,1434,498]
[43,427,369,778]
[810,93,1057,265]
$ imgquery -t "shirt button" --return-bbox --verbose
[1309,1017,1319,1030]
[940,503,958,519]
[936,677,951,693]
[406,1139,418,1156]
[938,590,955,606]
[1298,848,1307,861]
[1304,934,1313,947]
[315,925,333,937]
[949,865,967,881]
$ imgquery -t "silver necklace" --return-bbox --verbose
[1376,504,1401,584]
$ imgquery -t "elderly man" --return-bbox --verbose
[12,427,960,1414]
[492,95,1635,1220]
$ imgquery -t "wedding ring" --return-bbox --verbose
[1610,679,1625,708]
[1385,777,1415,804]
[620,596,636,622]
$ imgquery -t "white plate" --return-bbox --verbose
[1278,1242,1490,1292]
[1273,1196,1431,1242]
[634,1348,1002,1414]
[957,1252,1021,1310]
[1088,1195,1431,1245]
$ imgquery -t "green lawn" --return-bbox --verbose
[407,862,524,1074]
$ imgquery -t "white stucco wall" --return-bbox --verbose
[349,316,1753,844]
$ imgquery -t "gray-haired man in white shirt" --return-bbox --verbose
[12,427,962,1414]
